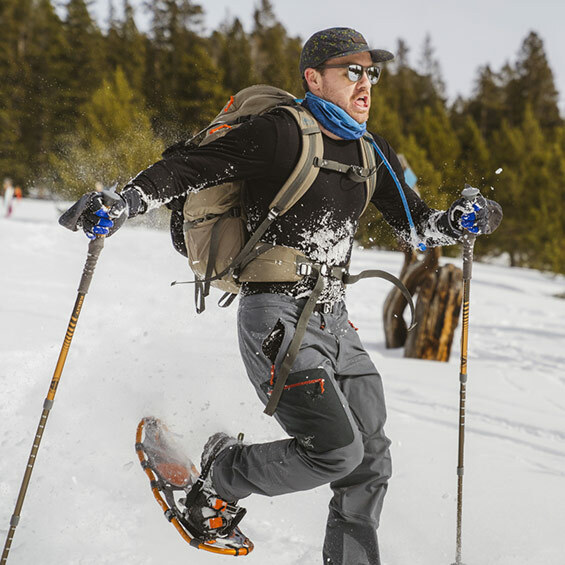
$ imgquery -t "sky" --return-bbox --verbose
[91,0,565,113]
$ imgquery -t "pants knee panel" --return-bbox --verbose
[326,432,364,479]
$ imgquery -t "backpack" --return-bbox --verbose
[166,84,378,313]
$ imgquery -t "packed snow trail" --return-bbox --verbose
[1,199,564,564]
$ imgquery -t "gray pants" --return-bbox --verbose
[212,293,392,565]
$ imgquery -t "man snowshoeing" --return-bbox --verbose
[62,28,502,565]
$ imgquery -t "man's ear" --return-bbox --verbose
[304,67,322,94]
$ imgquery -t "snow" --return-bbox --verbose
[1,198,565,564]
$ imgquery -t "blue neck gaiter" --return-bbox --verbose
[302,92,367,140]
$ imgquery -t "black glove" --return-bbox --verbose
[59,189,140,239]
[447,193,503,236]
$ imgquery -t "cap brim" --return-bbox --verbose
[369,49,395,63]
[326,47,395,65]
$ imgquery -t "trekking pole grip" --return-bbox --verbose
[461,186,479,281]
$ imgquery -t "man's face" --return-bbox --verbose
[310,51,374,124]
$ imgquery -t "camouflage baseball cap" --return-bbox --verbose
[300,27,394,76]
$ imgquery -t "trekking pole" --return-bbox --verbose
[452,185,479,565]
[1,233,105,564]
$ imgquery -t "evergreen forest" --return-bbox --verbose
[1,0,564,273]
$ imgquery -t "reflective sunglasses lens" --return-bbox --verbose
[367,66,381,84]
[347,65,364,82]
[346,65,381,84]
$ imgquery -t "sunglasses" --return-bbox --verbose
[319,63,382,85]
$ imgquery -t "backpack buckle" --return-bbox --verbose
[297,262,313,276]
[297,262,333,277]
[348,165,376,183]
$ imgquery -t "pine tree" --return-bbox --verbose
[418,33,446,100]
[0,0,32,183]
[505,31,561,130]
[367,83,405,150]
[466,65,506,137]
[61,0,105,117]
[517,106,564,271]
[412,102,461,192]
[381,38,445,139]
[144,0,226,140]
[105,0,146,93]
[455,114,492,186]
[252,0,302,95]
[50,67,164,198]
[21,0,70,177]
[489,105,565,270]
[215,17,256,93]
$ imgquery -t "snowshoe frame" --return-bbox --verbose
[135,417,254,557]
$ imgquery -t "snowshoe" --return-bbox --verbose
[135,417,254,556]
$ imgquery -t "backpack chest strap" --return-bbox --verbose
[313,156,376,183]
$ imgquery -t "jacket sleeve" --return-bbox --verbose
[369,134,459,247]
[120,111,296,216]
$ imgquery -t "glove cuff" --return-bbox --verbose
[439,209,464,238]
[121,186,147,218]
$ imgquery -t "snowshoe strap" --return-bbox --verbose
[183,477,204,510]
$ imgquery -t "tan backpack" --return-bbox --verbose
[171,84,378,312]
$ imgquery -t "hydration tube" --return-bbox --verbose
[365,135,427,251]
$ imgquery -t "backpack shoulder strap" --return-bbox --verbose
[267,105,324,215]
[359,136,378,214]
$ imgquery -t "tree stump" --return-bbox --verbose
[383,248,463,362]
[404,263,463,361]
[383,247,440,348]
